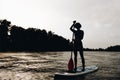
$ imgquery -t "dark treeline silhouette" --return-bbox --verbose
[84,45,120,51]
[105,45,120,51]
[0,19,71,52]
[0,19,11,51]
[0,19,119,52]
[84,48,105,51]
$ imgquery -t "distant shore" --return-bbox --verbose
[0,45,120,52]
[84,45,120,52]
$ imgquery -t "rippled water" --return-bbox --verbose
[0,51,120,80]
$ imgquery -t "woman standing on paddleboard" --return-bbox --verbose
[70,21,85,72]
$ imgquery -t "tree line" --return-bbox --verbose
[0,19,71,52]
[0,19,119,52]
[84,45,120,52]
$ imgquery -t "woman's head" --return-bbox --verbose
[74,23,81,29]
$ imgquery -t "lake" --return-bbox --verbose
[0,51,120,80]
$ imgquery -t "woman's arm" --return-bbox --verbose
[70,21,76,32]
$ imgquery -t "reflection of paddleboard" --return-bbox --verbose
[55,65,98,77]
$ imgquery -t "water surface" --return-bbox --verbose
[0,51,119,80]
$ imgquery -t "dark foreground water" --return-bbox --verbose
[0,51,119,80]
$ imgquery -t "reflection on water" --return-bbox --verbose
[0,52,119,80]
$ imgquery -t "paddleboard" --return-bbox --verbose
[55,65,98,77]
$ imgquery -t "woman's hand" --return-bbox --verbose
[73,20,76,24]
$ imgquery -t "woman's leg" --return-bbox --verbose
[79,49,85,71]
[74,50,77,72]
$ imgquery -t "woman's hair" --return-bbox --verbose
[74,23,81,29]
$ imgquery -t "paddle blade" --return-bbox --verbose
[68,58,74,72]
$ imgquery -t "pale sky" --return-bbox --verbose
[1,0,120,48]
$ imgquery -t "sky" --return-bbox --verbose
[1,0,120,48]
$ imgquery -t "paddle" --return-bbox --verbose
[68,33,74,72]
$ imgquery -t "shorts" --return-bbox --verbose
[74,41,83,51]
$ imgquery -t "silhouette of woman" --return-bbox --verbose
[70,21,85,72]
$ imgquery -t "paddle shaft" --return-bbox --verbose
[71,33,75,58]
